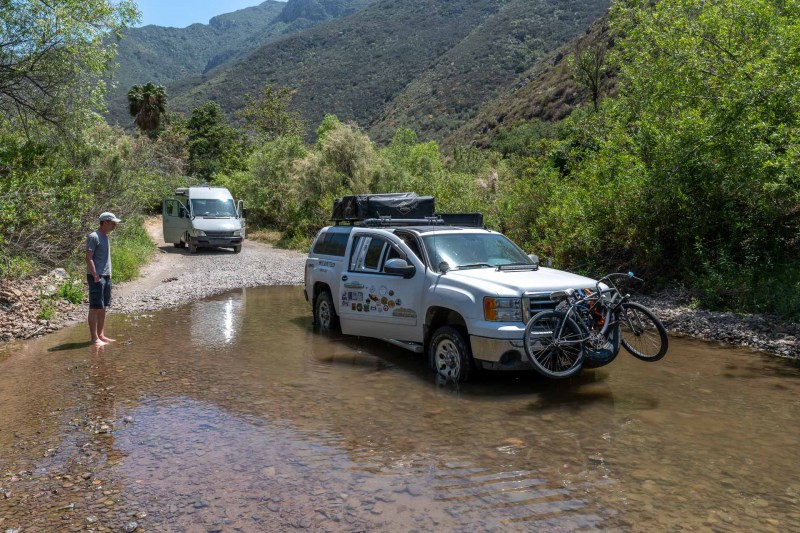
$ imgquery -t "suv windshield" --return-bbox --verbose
[190,199,237,217]
[421,233,533,269]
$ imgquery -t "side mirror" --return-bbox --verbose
[241,207,247,219]
[180,207,188,218]
[438,261,451,274]
[528,254,540,269]
[384,258,416,279]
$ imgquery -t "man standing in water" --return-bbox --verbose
[86,212,121,346]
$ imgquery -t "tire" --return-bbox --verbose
[233,245,242,254]
[523,311,585,379]
[173,242,184,248]
[619,302,669,361]
[429,326,473,383]
[314,291,339,332]
[188,240,197,254]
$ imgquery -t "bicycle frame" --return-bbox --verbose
[550,273,641,346]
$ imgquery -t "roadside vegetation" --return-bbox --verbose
[1,0,798,320]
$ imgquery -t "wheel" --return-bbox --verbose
[233,245,242,254]
[523,311,585,379]
[173,242,184,248]
[618,302,669,361]
[189,240,197,254]
[314,291,339,332]
[429,326,473,383]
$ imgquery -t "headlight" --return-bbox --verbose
[191,229,207,237]
[484,297,523,322]
[232,230,242,237]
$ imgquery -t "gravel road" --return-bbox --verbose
[112,218,307,314]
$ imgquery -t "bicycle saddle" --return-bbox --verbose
[549,288,576,301]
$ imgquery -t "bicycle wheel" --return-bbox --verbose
[619,302,669,361]
[524,311,585,379]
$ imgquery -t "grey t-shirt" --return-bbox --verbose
[86,231,111,276]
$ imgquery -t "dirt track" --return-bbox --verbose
[112,217,307,314]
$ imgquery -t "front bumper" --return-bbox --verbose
[470,335,532,371]
[194,237,243,247]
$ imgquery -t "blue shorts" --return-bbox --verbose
[87,275,112,309]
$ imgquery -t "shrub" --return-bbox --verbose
[58,278,84,304]
[111,218,155,282]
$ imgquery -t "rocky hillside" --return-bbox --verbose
[160,0,610,141]
[107,0,378,126]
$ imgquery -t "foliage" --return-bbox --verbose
[0,0,139,130]
[215,135,307,228]
[58,277,84,304]
[127,82,167,134]
[110,217,155,283]
[569,39,608,111]
[237,85,304,141]
[187,102,248,182]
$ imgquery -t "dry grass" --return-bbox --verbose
[246,228,283,246]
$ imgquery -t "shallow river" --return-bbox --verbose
[1,286,799,532]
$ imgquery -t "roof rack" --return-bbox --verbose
[333,213,484,229]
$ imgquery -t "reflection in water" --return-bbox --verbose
[0,286,798,532]
[190,291,245,346]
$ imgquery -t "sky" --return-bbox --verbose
[134,0,284,28]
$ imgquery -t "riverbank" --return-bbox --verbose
[0,224,797,358]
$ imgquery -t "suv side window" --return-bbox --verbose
[349,235,404,273]
[313,230,349,256]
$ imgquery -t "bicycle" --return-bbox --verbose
[523,273,669,379]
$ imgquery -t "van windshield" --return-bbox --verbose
[422,233,532,269]
[190,199,237,217]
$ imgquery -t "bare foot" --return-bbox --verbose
[99,336,116,342]
[92,339,108,346]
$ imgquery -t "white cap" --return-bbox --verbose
[99,212,122,223]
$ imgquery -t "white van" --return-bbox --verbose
[162,185,246,254]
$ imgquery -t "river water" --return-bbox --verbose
[1,286,798,532]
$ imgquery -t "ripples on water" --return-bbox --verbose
[0,286,798,531]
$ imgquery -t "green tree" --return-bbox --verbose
[570,40,608,112]
[127,82,167,134]
[187,102,247,181]
[0,0,139,130]
[237,85,303,141]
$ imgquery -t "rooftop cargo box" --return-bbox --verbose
[332,193,435,221]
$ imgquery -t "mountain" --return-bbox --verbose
[367,0,610,142]
[163,0,610,141]
[107,0,378,125]
[445,14,617,148]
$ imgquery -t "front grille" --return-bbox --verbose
[204,231,234,238]
[523,292,556,322]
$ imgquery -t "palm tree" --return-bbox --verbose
[127,82,167,133]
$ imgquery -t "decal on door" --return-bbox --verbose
[341,283,414,317]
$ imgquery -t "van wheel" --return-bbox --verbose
[314,291,339,332]
[189,241,197,254]
[233,245,242,254]
[429,326,473,383]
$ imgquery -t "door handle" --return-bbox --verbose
[342,275,348,281]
